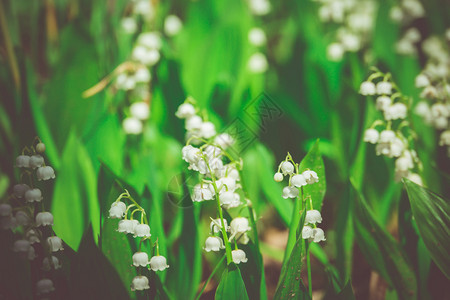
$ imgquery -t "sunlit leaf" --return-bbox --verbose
[215,263,249,300]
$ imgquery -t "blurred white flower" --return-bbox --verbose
[176,103,196,119]
[376,81,393,95]
[47,236,64,252]
[130,102,150,120]
[25,188,43,203]
[118,219,140,234]
[13,240,31,253]
[29,155,44,169]
[13,183,30,198]
[42,256,62,271]
[0,203,12,216]
[248,27,266,46]
[37,166,56,181]
[327,43,344,61]
[164,15,183,37]
[121,17,137,34]
[36,279,55,295]
[363,128,379,144]
[16,155,30,168]
[131,276,150,291]
[248,53,268,73]
[123,117,143,135]
[359,81,376,95]
[149,255,169,271]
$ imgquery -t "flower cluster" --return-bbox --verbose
[109,190,169,291]
[274,153,325,243]
[1,138,62,297]
[314,0,376,61]
[360,70,423,184]
[176,99,253,265]
[413,32,450,155]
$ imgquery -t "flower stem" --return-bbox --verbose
[307,248,312,298]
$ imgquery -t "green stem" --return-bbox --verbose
[307,246,312,298]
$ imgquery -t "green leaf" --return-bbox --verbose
[274,209,310,300]
[70,225,130,299]
[215,263,249,300]
[403,179,450,279]
[52,131,100,250]
[351,180,417,300]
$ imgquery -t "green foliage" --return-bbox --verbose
[404,179,450,279]
[215,263,249,300]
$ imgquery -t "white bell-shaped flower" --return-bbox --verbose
[282,186,299,199]
[219,191,236,206]
[248,27,266,47]
[37,166,56,181]
[176,103,196,119]
[376,96,392,111]
[291,174,307,187]
[327,43,344,61]
[273,172,283,182]
[384,103,407,120]
[25,188,43,203]
[192,183,214,202]
[130,102,150,120]
[149,255,169,271]
[121,17,137,34]
[185,115,203,131]
[138,32,162,50]
[182,145,201,166]
[118,219,140,234]
[379,130,396,143]
[13,183,30,198]
[214,133,234,149]
[280,161,294,175]
[363,128,379,144]
[210,218,228,233]
[122,117,143,135]
[0,203,12,216]
[305,210,322,225]
[302,226,314,239]
[16,155,31,168]
[36,278,55,295]
[231,249,248,264]
[415,74,430,88]
[216,177,236,193]
[109,201,127,219]
[131,276,150,291]
[36,212,54,227]
[359,81,376,95]
[302,170,319,184]
[26,229,40,244]
[395,156,413,172]
[199,122,216,139]
[132,252,149,267]
[133,224,151,238]
[312,228,326,242]
[390,138,404,158]
[47,236,64,252]
[15,210,30,226]
[248,53,268,73]
[439,130,450,146]
[376,81,393,95]
[134,68,151,83]
[29,155,45,169]
[248,0,271,15]
[204,236,224,252]
[13,239,31,252]
[230,217,251,235]
[42,256,62,271]
[164,15,183,37]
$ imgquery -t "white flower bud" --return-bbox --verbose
[36,212,54,227]
[122,117,143,135]
[13,184,30,198]
[376,96,392,111]
[327,43,345,61]
[280,161,294,175]
[204,236,224,252]
[15,210,30,226]
[359,81,376,95]
[36,279,55,295]
[164,15,182,37]
[118,219,140,234]
[36,142,46,153]
[302,225,314,239]
[312,228,326,242]
[149,255,169,271]
[282,186,299,199]
[248,27,266,46]
[16,155,31,168]
[13,239,31,252]
[210,218,228,233]
[133,224,151,238]
[109,201,127,219]
[47,236,64,252]
[231,249,248,264]
[248,53,268,73]
[176,103,196,119]
[29,155,45,169]
[199,122,216,139]
[131,276,150,291]
[37,166,56,181]
[0,203,12,216]
[291,174,307,187]
[230,217,251,235]
[273,172,283,182]
[305,210,322,225]
[25,188,43,203]
[376,81,393,95]
[302,170,319,184]
[42,256,62,271]
[132,252,149,267]
[363,128,379,144]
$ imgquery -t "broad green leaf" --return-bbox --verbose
[403,179,450,279]
[273,209,310,300]
[351,180,417,300]
[70,225,130,299]
[52,131,100,250]
[215,263,249,300]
